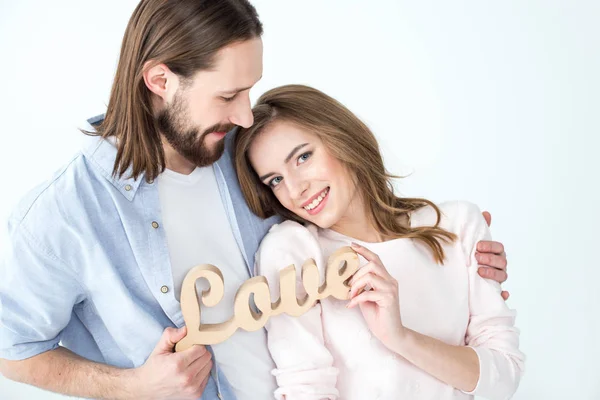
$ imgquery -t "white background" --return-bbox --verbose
[1,1,598,399]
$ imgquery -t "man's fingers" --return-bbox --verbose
[180,344,208,367]
[152,326,187,355]
[478,266,508,283]
[190,350,213,376]
[476,240,505,255]
[482,211,492,227]
[190,356,213,398]
[195,369,212,396]
[501,291,510,301]
[475,252,507,270]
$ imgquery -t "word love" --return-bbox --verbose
[175,246,358,351]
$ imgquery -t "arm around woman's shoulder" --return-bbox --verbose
[255,220,339,400]
[453,201,525,399]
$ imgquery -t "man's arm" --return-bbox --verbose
[0,219,209,399]
[1,347,138,399]
[1,228,213,399]
[0,327,212,400]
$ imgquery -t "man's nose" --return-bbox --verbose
[229,93,253,128]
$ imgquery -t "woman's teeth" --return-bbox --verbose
[304,188,329,211]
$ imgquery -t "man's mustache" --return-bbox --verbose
[201,123,236,137]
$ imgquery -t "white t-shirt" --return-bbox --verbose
[158,166,276,400]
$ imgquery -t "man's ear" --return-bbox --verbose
[143,62,178,102]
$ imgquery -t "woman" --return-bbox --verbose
[234,85,524,400]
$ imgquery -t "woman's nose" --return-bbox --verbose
[287,178,309,201]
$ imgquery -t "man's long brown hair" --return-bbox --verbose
[86,0,262,182]
[234,85,457,264]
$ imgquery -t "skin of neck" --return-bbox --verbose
[328,189,411,244]
[329,192,388,243]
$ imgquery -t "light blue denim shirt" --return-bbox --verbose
[0,117,280,399]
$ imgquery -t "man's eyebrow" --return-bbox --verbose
[220,76,263,94]
[220,85,252,95]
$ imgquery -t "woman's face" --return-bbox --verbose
[248,120,360,229]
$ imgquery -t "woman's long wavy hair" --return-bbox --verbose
[85,0,262,182]
[234,85,457,264]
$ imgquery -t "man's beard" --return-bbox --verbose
[157,90,233,168]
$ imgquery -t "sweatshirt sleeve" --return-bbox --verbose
[455,202,526,400]
[255,221,339,400]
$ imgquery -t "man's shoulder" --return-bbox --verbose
[86,113,105,129]
[8,151,100,233]
[10,115,120,231]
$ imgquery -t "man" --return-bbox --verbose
[0,1,509,399]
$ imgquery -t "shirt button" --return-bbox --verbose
[152,221,159,229]
[160,285,169,294]
[124,184,132,191]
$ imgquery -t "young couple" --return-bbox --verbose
[0,0,522,399]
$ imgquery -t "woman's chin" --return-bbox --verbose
[305,214,336,230]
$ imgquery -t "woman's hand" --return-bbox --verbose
[347,243,405,350]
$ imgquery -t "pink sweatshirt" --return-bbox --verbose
[255,201,525,400]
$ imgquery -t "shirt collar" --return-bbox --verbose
[80,117,146,201]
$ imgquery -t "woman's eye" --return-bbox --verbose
[298,151,312,164]
[269,176,283,187]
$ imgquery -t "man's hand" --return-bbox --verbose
[477,211,510,300]
[134,327,213,400]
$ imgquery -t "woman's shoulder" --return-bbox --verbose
[262,220,319,245]
[410,200,490,264]
[255,220,322,273]
[410,200,486,234]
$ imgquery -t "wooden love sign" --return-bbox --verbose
[175,246,358,351]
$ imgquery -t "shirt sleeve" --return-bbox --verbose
[456,202,526,400]
[255,221,339,400]
[0,220,86,360]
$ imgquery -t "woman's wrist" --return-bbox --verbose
[385,325,412,356]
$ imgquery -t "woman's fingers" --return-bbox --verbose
[349,261,389,285]
[347,290,383,308]
[351,243,384,266]
[349,273,394,299]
